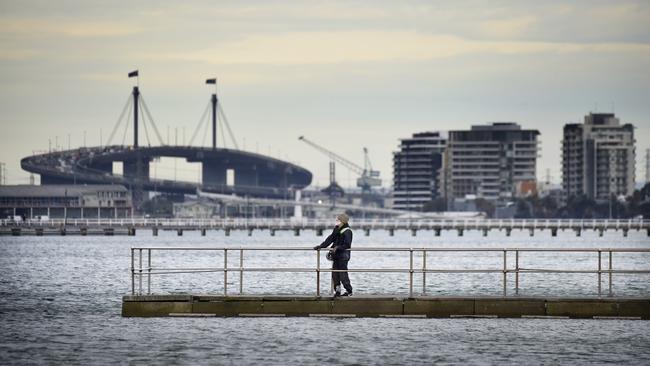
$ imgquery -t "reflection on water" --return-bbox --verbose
[1,230,649,364]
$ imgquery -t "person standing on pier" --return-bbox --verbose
[313,213,353,297]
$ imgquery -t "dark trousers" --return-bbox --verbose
[332,259,352,293]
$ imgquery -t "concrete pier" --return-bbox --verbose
[3,218,649,237]
[122,295,650,319]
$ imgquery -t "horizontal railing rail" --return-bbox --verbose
[129,247,650,298]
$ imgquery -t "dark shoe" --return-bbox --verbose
[341,292,352,297]
[333,291,341,298]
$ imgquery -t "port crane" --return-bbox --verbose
[298,136,381,192]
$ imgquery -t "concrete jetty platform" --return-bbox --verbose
[122,295,650,319]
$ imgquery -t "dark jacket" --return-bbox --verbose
[315,224,353,260]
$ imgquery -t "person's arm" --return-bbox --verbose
[313,227,337,250]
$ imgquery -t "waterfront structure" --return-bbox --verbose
[0,184,132,219]
[1,217,647,237]
[122,245,650,318]
[173,200,217,218]
[444,123,539,203]
[562,113,635,202]
[20,80,312,204]
[392,132,447,210]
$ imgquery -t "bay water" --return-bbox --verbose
[1,229,649,364]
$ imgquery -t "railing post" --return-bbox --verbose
[502,250,507,297]
[409,249,414,298]
[239,248,244,294]
[130,248,135,295]
[422,250,427,295]
[316,249,321,297]
[598,250,602,296]
[224,249,228,296]
[608,250,613,297]
[138,248,143,295]
[515,250,519,295]
[147,249,151,295]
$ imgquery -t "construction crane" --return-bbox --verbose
[298,136,381,192]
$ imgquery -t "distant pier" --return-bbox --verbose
[2,218,649,237]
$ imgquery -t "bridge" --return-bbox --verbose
[20,75,312,203]
[2,218,649,237]
[21,145,311,199]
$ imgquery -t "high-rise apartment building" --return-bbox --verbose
[392,132,446,210]
[444,122,539,202]
[562,113,635,202]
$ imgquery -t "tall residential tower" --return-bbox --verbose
[444,122,540,203]
[562,112,635,202]
[392,132,446,210]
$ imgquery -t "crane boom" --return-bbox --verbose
[298,136,364,175]
[299,135,381,191]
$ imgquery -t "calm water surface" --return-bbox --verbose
[1,229,649,364]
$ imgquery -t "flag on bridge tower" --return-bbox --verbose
[128,70,139,78]
[205,78,216,84]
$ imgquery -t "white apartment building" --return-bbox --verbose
[562,113,635,202]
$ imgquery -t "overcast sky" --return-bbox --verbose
[1,0,649,188]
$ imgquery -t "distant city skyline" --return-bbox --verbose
[1,0,649,188]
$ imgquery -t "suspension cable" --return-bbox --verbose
[188,101,211,147]
[141,101,151,147]
[219,110,226,148]
[201,102,211,147]
[140,96,165,145]
[106,95,132,146]
[121,101,133,146]
[218,105,239,150]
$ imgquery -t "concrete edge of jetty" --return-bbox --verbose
[122,295,650,319]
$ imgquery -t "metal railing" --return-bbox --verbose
[129,247,650,297]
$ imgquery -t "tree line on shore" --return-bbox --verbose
[424,183,650,219]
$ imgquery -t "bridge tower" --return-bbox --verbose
[211,92,217,149]
[133,86,140,148]
[127,70,147,209]
[206,78,218,149]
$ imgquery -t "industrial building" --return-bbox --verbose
[0,185,132,219]
[444,123,539,204]
[392,132,447,210]
[562,112,635,202]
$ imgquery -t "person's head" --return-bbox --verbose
[335,213,349,227]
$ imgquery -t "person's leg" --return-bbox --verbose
[332,260,342,294]
[339,260,352,294]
